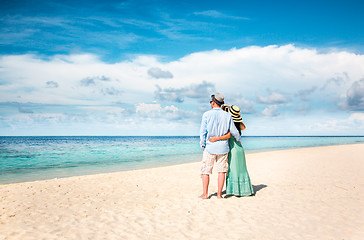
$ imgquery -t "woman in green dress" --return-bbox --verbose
[209,105,254,197]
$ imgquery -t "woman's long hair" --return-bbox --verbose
[234,122,241,136]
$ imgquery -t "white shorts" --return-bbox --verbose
[200,150,229,175]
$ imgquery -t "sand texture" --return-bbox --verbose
[1,144,363,239]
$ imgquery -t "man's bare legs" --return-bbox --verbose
[200,173,225,199]
[217,172,226,199]
[199,174,209,199]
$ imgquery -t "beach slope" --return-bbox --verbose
[1,144,363,239]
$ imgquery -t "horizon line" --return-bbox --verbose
[1,135,364,137]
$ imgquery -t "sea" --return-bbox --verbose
[1,136,364,184]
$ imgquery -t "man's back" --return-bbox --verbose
[200,107,240,155]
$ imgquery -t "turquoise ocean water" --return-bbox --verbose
[1,136,364,184]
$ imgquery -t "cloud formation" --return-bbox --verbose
[229,95,256,114]
[46,81,59,88]
[148,68,173,79]
[193,10,249,20]
[256,92,290,104]
[18,107,34,114]
[321,72,349,90]
[340,79,364,110]
[154,81,215,103]
[349,113,364,127]
[1,45,364,135]
[296,86,317,101]
[261,105,279,117]
[80,76,111,87]
[101,87,123,96]
[135,103,196,121]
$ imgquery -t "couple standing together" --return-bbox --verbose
[199,93,254,199]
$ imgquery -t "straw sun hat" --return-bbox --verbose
[222,104,243,123]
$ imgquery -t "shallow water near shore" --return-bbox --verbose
[1,136,364,184]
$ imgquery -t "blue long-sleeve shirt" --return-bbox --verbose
[200,107,241,155]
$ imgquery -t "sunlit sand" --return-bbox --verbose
[1,144,363,239]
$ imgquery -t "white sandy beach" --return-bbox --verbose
[1,144,363,240]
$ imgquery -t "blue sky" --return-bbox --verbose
[0,0,364,136]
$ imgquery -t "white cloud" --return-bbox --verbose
[309,113,364,133]
[1,44,364,135]
[100,87,123,96]
[0,54,157,105]
[349,113,364,127]
[340,79,364,110]
[261,105,279,117]
[80,76,110,86]
[193,10,249,20]
[154,81,215,103]
[256,92,290,104]
[321,72,349,90]
[18,107,34,114]
[295,104,311,114]
[6,113,68,125]
[1,45,363,106]
[147,67,173,79]
[349,112,364,121]
[228,95,256,114]
[77,106,127,112]
[46,81,59,88]
[135,103,196,121]
[296,86,317,101]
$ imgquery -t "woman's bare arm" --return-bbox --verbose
[209,131,231,142]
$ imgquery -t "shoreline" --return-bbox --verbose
[1,142,364,186]
[1,143,363,239]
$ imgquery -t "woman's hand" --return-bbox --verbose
[209,136,219,142]
[209,131,231,142]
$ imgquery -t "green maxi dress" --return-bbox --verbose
[225,136,254,196]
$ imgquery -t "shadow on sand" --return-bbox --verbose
[208,184,268,199]
[253,184,268,193]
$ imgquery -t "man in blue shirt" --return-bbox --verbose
[199,93,241,199]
